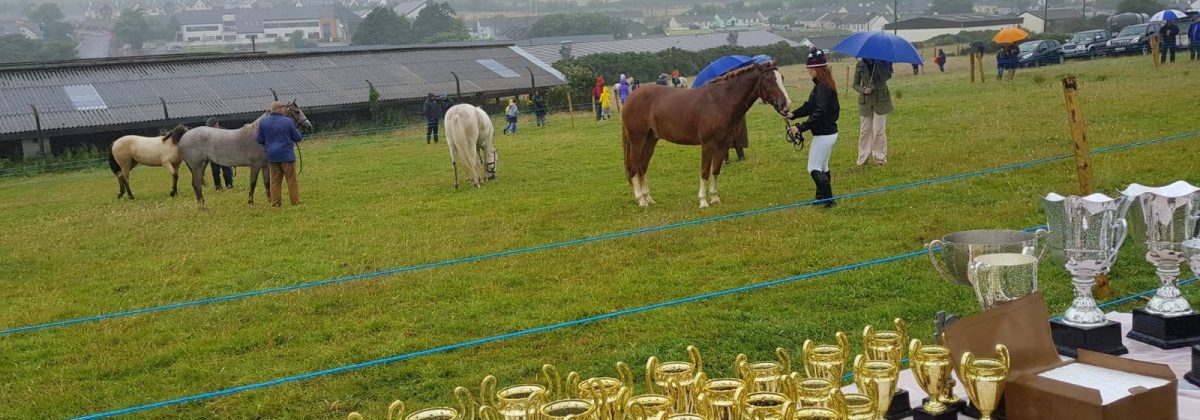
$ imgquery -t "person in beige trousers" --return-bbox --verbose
[852,58,893,166]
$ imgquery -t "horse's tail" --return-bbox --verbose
[107,144,121,175]
[446,109,481,185]
[165,125,188,144]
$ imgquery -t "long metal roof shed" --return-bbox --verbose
[0,43,566,141]
[521,31,802,65]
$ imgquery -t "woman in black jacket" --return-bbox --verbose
[787,48,841,208]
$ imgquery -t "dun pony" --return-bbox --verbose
[107,126,189,199]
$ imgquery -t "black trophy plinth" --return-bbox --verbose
[886,389,913,419]
[1050,319,1129,357]
[961,396,1005,419]
[912,405,960,420]
[1127,308,1200,349]
[1185,345,1200,387]
[921,396,967,413]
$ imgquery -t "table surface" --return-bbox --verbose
[839,312,1200,419]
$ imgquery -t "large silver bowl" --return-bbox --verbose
[926,229,1045,287]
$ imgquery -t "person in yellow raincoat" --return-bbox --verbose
[600,85,612,119]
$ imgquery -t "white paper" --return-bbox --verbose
[1037,363,1170,404]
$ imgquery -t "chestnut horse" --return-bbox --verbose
[620,62,792,208]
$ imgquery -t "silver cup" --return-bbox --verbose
[967,253,1040,309]
[1044,193,1132,327]
[1121,181,1200,316]
[927,229,1046,288]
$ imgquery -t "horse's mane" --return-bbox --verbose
[706,63,772,86]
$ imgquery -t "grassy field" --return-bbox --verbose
[1,55,1199,419]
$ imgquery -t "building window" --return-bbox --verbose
[265,33,277,38]
[188,37,201,41]
[63,84,108,110]
[185,25,220,32]
[263,21,320,29]
[308,32,319,39]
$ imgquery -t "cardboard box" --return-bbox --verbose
[942,293,1178,420]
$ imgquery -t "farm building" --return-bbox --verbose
[883,13,1025,42]
[522,30,802,65]
[0,43,565,160]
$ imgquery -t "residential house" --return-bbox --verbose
[1019,8,1084,33]
[0,21,40,39]
[794,11,827,28]
[669,14,716,30]
[186,0,213,11]
[470,16,538,41]
[84,3,121,20]
[223,0,258,9]
[883,13,1023,41]
[973,1,1019,14]
[177,6,345,44]
[392,0,426,20]
[727,12,766,28]
[799,34,847,50]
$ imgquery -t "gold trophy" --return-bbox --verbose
[793,388,847,420]
[577,377,630,420]
[739,391,794,420]
[853,355,898,420]
[537,398,599,420]
[908,339,959,420]
[695,375,745,420]
[382,387,475,420]
[784,374,837,409]
[956,345,1010,420]
[862,319,911,418]
[646,346,704,414]
[843,393,876,420]
[734,348,791,393]
[626,394,674,420]
[801,332,850,383]
[477,375,546,420]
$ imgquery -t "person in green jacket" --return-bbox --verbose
[853,58,892,167]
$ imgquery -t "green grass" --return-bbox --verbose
[1,56,1199,419]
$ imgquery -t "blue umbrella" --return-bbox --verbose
[832,31,924,65]
[1150,9,1187,21]
[692,55,753,88]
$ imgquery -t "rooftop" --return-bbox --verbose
[1020,8,1085,21]
[884,13,1024,29]
[177,6,339,27]
[522,30,801,64]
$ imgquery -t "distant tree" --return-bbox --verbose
[354,6,410,45]
[529,13,624,38]
[410,1,468,43]
[28,3,72,40]
[930,0,974,14]
[288,30,317,48]
[1116,0,1165,14]
[0,34,77,63]
[114,9,150,51]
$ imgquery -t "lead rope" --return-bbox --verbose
[295,142,303,176]
[784,120,805,151]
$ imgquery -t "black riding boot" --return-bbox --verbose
[823,170,836,208]
[810,170,824,202]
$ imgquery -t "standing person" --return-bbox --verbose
[1160,20,1180,64]
[205,117,234,190]
[787,49,840,208]
[1005,44,1019,80]
[600,84,612,119]
[996,46,1007,80]
[935,49,947,72]
[671,68,681,88]
[423,93,440,144]
[503,99,519,134]
[631,77,640,91]
[533,91,548,127]
[853,57,892,167]
[911,62,920,75]
[592,76,605,121]
[257,101,303,207]
[1190,17,1200,61]
[618,76,630,104]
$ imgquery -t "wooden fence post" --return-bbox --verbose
[844,65,850,93]
[1150,36,1161,68]
[978,53,987,84]
[970,53,976,83]
[1062,76,1108,297]
[590,91,597,123]
[567,91,576,128]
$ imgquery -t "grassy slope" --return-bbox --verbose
[0,55,1198,419]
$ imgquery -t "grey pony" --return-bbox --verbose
[178,101,312,209]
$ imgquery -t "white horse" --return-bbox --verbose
[107,126,188,199]
[444,104,497,189]
[674,76,689,88]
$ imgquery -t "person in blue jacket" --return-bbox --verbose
[256,101,303,207]
[1189,17,1200,61]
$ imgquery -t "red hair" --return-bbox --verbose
[810,66,836,91]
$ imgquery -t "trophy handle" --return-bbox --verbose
[783,372,800,399]
[996,344,1011,369]
[388,400,406,420]
[958,352,977,406]
[909,339,927,391]
[894,318,908,346]
[687,345,704,374]
[862,325,874,343]
[454,386,477,420]
[645,357,660,395]
[617,362,636,392]
[1110,218,1129,267]
[967,259,992,309]
[566,371,582,398]
[542,364,564,400]
[834,331,850,354]
[479,375,497,408]
[831,388,848,417]
[775,347,793,374]
[734,353,750,381]
[1034,229,1049,261]
[926,240,955,283]
[801,339,815,377]
[627,400,648,420]
[478,405,501,420]
[348,413,364,420]
[853,354,864,375]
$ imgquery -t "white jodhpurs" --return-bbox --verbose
[807,133,838,172]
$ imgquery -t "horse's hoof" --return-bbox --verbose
[170,192,177,198]
[699,200,709,209]
[710,196,721,205]
[644,195,657,205]
[637,198,649,207]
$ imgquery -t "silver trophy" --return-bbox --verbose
[1121,181,1200,349]
[926,229,1045,288]
[1044,193,1132,356]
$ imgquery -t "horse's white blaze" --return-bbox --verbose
[773,70,793,111]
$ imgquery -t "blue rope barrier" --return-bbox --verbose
[5,131,1198,337]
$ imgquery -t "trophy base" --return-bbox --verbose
[920,397,967,413]
[1127,309,1200,349]
[886,389,913,420]
[1186,346,1200,387]
[1050,319,1129,357]
[961,397,1005,420]
[913,405,960,420]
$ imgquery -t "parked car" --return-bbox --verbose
[1062,30,1111,59]
[1016,40,1064,66]
[1105,22,1163,55]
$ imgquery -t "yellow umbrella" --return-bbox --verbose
[993,27,1029,44]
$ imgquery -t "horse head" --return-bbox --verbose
[752,62,792,117]
[284,100,314,131]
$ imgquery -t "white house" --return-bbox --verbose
[186,0,213,10]
[883,13,1024,42]
[727,12,766,27]
[669,15,716,30]
[223,0,257,9]
[1019,8,1084,33]
[178,6,344,44]
[974,1,1019,14]
[392,0,426,19]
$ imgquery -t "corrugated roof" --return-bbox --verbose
[524,30,801,64]
[0,45,565,137]
[177,6,338,26]
[884,13,1023,29]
